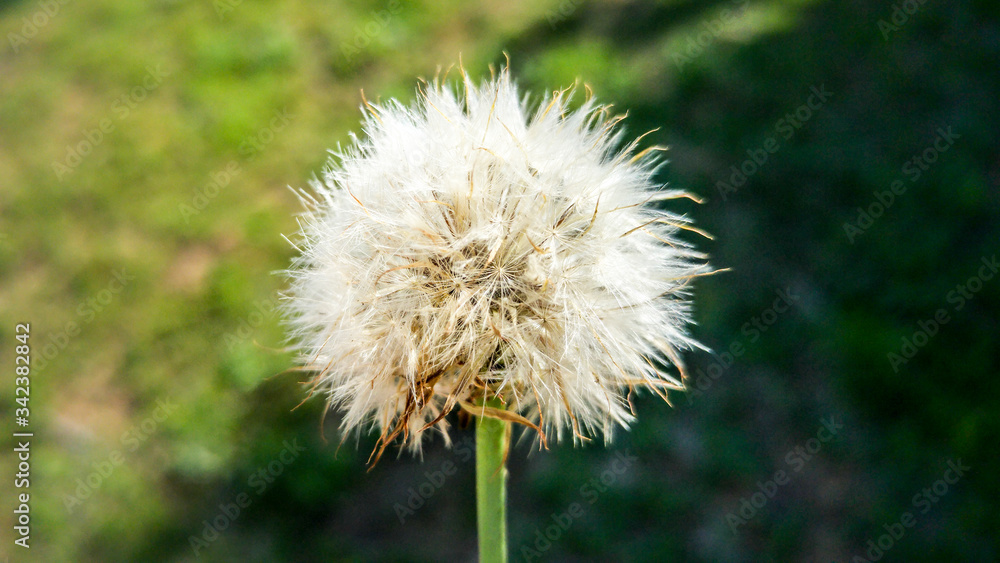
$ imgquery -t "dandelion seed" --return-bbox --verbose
[283,65,711,460]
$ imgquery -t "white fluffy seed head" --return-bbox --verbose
[284,66,711,459]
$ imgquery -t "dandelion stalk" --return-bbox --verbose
[475,397,509,563]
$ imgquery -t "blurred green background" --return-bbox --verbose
[1,0,998,561]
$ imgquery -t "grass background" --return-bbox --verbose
[1,0,998,561]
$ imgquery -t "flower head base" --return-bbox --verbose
[284,66,711,461]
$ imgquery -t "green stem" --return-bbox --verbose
[476,397,509,563]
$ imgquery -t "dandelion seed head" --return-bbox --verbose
[284,66,711,457]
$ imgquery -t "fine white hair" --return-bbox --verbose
[284,65,711,460]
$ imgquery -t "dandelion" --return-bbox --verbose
[283,63,713,561]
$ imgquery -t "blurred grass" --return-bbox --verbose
[1,0,999,561]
